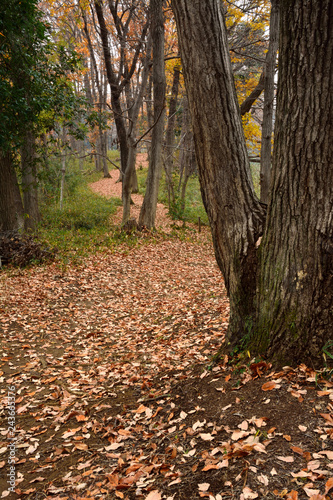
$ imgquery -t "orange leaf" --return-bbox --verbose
[261,381,276,391]
[286,491,298,500]
[325,478,333,494]
[290,446,305,456]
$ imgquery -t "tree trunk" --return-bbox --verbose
[145,73,154,163]
[21,130,40,232]
[172,0,266,345]
[122,38,152,225]
[179,97,196,213]
[0,150,24,232]
[93,0,129,181]
[171,0,333,365]
[164,61,180,178]
[139,0,166,229]
[260,0,279,204]
[255,0,333,364]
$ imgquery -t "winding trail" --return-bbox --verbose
[89,153,171,229]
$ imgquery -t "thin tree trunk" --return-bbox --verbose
[93,0,129,181]
[145,73,154,162]
[179,97,196,213]
[0,150,24,232]
[122,37,152,225]
[164,61,180,177]
[21,131,40,231]
[260,0,279,204]
[139,0,166,229]
[240,70,265,116]
[59,127,66,211]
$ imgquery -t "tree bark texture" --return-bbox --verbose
[0,150,24,232]
[256,0,333,364]
[171,0,266,345]
[260,0,279,204]
[139,0,166,229]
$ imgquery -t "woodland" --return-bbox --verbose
[0,0,332,498]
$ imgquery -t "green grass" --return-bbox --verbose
[38,186,122,260]
[36,152,125,263]
[34,150,258,266]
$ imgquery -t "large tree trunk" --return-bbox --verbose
[139,0,166,229]
[171,0,266,346]
[260,0,279,204]
[21,130,40,232]
[0,150,24,232]
[172,0,333,365]
[255,0,333,364]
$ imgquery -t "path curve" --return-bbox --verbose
[89,153,172,229]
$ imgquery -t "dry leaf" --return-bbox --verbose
[198,483,210,492]
[200,433,214,441]
[261,381,276,391]
[325,478,333,494]
[277,456,294,463]
[286,491,298,500]
[242,486,258,499]
[145,491,162,500]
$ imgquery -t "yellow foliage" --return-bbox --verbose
[242,115,261,154]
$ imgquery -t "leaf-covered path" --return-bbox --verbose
[0,182,332,499]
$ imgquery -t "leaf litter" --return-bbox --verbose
[0,175,333,499]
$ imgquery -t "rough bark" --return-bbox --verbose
[171,0,266,345]
[139,0,166,229]
[260,0,279,204]
[21,130,40,232]
[0,150,24,232]
[255,0,333,364]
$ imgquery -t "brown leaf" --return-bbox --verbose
[261,381,276,391]
[325,478,333,494]
[145,491,162,500]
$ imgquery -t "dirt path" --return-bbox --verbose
[89,153,171,229]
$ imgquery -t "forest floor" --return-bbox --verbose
[0,156,332,499]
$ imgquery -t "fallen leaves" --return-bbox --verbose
[1,221,333,499]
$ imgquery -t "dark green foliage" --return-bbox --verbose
[0,0,85,154]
